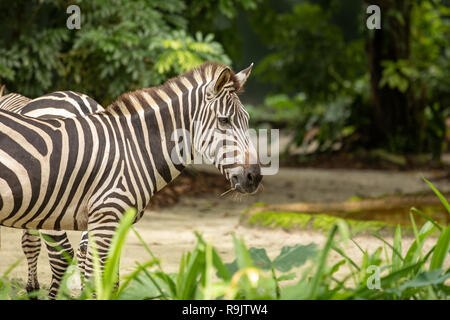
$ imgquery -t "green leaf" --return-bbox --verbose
[399,269,449,290]
[179,244,205,299]
[273,243,318,272]
[114,260,159,299]
[276,272,297,282]
[118,271,175,300]
[430,225,450,270]
[225,243,317,276]
[195,232,231,280]
[404,221,436,266]
[392,225,403,272]
[424,177,450,214]
[232,233,254,270]
[410,207,442,231]
[100,208,137,299]
[248,248,272,270]
[308,225,338,299]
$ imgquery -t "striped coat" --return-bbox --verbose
[0,90,104,297]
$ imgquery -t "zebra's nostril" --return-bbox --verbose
[231,175,239,186]
[247,173,253,182]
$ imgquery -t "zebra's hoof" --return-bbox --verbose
[26,284,40,300]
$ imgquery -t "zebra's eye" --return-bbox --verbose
[218,117,230,126]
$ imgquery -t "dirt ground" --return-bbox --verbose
[1,164,450,292]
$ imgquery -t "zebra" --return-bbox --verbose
[0,90,103,298]
[0,62,262,297]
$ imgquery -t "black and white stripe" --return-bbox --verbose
[0,93,32,113]
[0,91,102,118]
[0,62,261,297]
[0,90,103,298]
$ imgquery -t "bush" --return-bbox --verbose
[247,92,355,154]
[0,0,230,105]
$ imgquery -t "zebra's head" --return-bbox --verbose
[193,63,262,194]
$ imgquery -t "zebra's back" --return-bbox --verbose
[0,93,32,113]
[0,91,104,118]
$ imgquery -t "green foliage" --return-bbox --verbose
[225,243,318,274]
[380,60,417,93]
[69,179,450,299]
[247,92,354,153]
[2,177,449,300]
[244,1,368,152]
[377,1,450,157]
[153,31,231,76]
[247,0,450,157]
[250,1,366,101]
[185,0,261,61]
[0,0,231,105]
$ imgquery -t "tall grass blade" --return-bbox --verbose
[89,233,103,299]
[423,177,450,214]
[131,226,164,272]
[114,260,158,299]
[308,225,337,299]
[410,207,442,231]
[195,232,231,281]
[1,257,23,278]
[404,221,435,266]
[203,243,214,300]
[410,213,423,263]
[101,208,137,299]
[430,225,450,271]
[392,225,403,272]
[180,245,204,299]
[145,269,174,299]
[331,245,360,271]
[371,232,403,263]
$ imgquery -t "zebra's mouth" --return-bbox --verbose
[220,181,263,197]
[232,182,244,193]
[230,177,246,194]
[230,176,261,194]
[225,164,261,194]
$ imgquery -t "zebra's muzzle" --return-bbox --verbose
[230,164,262,194]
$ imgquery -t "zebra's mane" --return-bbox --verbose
[108,62,241,113]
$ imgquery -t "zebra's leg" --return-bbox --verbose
[41,231,74,299]
[83,212,122,293]
[21,230,41,295]
[76,231,89,280]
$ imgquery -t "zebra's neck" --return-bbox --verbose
[101,75,209,205]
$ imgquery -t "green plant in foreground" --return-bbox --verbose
[84,177,450,300]
[1,179,448,300]
[340,178,450,299]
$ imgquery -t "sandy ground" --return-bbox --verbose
[1,165,450,292]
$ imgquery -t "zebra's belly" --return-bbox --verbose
[0,188,90,231]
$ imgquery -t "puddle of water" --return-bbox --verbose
[312,205,449,227]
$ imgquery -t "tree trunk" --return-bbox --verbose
[365,0,425,153]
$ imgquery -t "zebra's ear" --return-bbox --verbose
[235,63,253,89]
[212,67,232,95]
